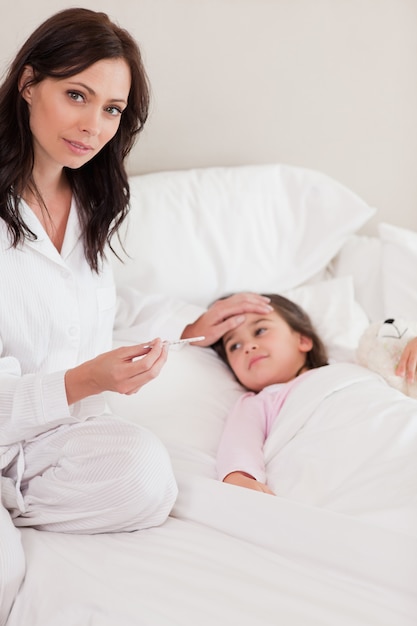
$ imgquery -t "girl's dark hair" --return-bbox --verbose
[0,8,150,271]
[212,293,328,371]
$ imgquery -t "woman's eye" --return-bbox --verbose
[67,91,84,103]
[106,105,123,116]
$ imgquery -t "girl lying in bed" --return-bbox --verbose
[212,294,417,495]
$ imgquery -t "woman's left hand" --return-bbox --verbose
[181,292,273,346]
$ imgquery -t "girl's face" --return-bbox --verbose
[222,311,313,391]
[20,58,131,173]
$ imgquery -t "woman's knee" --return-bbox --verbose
[115,426,178,529]
[59,419,178,530]
[16,418,178,533]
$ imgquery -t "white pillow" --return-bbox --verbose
[106,346,241,479]
[328,234,384,322]
[284,276,369,363]
[379,222,417,319]
[111,164,375,307]
[105,276,369,478]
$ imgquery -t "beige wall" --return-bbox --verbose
[1,0,416,234]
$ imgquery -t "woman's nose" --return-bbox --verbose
[80,108,101,136]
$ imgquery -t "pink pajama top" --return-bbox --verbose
[216,371,312,483]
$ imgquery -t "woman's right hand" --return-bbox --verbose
[64,338,168,405]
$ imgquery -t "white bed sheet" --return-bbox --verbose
[8,491,417,626]
[7,363,417,626]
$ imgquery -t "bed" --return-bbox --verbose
[6,163,417,626]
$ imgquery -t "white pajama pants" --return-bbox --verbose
[0,504,24,626]
[0,416,178,625]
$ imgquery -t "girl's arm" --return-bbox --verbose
[217,392,275,494]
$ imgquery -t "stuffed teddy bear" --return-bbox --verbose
[357,318,417,399]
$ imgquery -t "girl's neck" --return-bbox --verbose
[294,363,308,378]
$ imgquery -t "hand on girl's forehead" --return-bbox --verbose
[223,311,280,345]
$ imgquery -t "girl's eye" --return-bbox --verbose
[228,342,241,353]
[67,91,84,103]
[255,327,266,336]
[106,105,123,117]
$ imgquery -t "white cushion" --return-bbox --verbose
[379,222,417,319]
[111,164,375,307]
[329,234,384,322]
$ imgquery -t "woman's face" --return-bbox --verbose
[20,58,131,173]
[222,311,313,391]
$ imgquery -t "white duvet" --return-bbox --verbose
[7,359,417,626]
[263,363,417,534]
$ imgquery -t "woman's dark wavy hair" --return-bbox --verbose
[0,7,150,271]
[212,293,328,372]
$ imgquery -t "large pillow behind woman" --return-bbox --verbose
[111,164,375,307]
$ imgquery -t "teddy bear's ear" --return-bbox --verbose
[379,318,412,340]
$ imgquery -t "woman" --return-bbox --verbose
[0,8,271,623]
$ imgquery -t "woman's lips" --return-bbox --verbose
[64,138,93,154]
